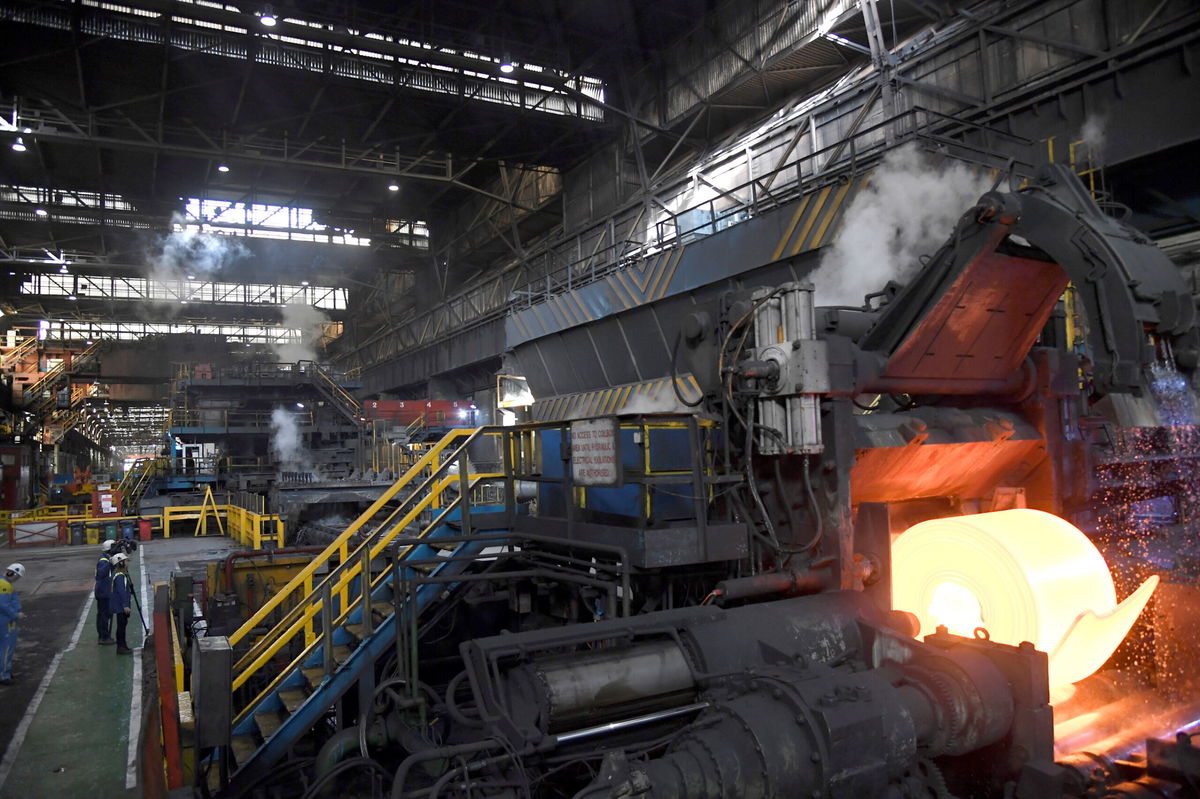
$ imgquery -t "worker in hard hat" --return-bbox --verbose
[95,540,116,645]
[0,563,26,684]
[108,553,133,654]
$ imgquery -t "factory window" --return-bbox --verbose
[20,275,347,311]
[177,198,385,247]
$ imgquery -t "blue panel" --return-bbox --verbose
[647,428,692,472]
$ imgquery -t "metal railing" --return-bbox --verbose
[228,426,502,724]
[169,409,316,430]
[0,336,36,370]
[510,106,1037,311]
[23,340,106,403]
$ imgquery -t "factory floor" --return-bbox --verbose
[0,535,240,799]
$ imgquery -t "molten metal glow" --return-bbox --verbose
[892,509,1158,688]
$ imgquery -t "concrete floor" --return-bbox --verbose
[0,535,242,798]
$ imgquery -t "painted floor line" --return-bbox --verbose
[126,546,150,789]
[0,592,94,792]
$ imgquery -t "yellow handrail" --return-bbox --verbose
[0,336,37,369]
[227,427,478,648]
[231,473,497,724]
[313,364,361,415]
[25,340,105,399]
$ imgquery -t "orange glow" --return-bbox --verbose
[892,509,1158,688]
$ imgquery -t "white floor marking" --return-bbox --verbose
[125,545,150,789]
[0,591,93,791]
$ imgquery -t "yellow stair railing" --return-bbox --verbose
[230,469,499,728]
[311,363,361,417]
[227,427,501,717]
[0,336,37,370]
[25,340,106,403]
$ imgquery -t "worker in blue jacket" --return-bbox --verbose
[0,563,26,684]
[95,540,116,644]
[108,553,133,654]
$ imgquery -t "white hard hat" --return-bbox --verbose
[101,539,116,553]
[110,553,128,567]
[5,563,25,580]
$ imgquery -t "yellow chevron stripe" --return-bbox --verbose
[790,185,833,256]
[614,270,644,306]
[632,252,667,293]
[808,180,854,250]
[561,296,582,327]
[553,296,576,327]
[649,246,685,301]
[772,195,810,261]
[605,271,636,310]
[566,291,591,323]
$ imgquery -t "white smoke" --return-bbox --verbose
[269,407,311,473]
[1080,115,1107,166]
[272,304,329,363]
[149,217,249,285]
[809,144,993,306]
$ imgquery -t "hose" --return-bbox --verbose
[445,670,484,728]
[315,726,362,780]
[301,756,389,799]
[391,740,501,799]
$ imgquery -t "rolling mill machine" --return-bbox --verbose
[197,165,1200,799]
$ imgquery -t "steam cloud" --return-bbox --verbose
[272,303,330,363]
[808,144,993,306]
[270,407,312,473]
[1079,115,1107,165]
[148,218,249,286]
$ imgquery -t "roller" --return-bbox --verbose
[891,509,1157,687]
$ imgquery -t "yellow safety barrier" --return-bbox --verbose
[227,427,477,649]
[231,471,499,726]
[162,504,284,549]
[227,427,498,722]
[170,610,185,693]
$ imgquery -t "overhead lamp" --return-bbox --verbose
[11,137,27,153]
[387,183,399,192]
[67,295,77,301]
[187,274,196,280]
[295,402,305,409]
[300,280,309,286]
[35,208,48,217]
[259,5,276,26]
[217,164,230,173]
[499,53,515,74]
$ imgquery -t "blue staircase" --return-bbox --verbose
[212,427,506,796]
[224,507,508,795]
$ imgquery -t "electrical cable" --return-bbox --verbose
[797,455,824,553]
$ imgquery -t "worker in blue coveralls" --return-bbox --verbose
[109,553,133,655]
[96,539,116,644]
[0,562,26,685]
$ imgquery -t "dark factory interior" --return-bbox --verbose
[1,0,1200,797]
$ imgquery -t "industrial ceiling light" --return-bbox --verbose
[259,5,277,26]
[11,137,27,153]
[35,208,48,217]
[217,164,230,173]
[499,54,515,74]
[387,183,399,192]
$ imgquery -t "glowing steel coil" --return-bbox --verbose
[892,509,1158,688]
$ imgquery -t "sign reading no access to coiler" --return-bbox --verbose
[570,417,621,487]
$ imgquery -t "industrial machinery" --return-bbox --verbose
[209,166,1200,799]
